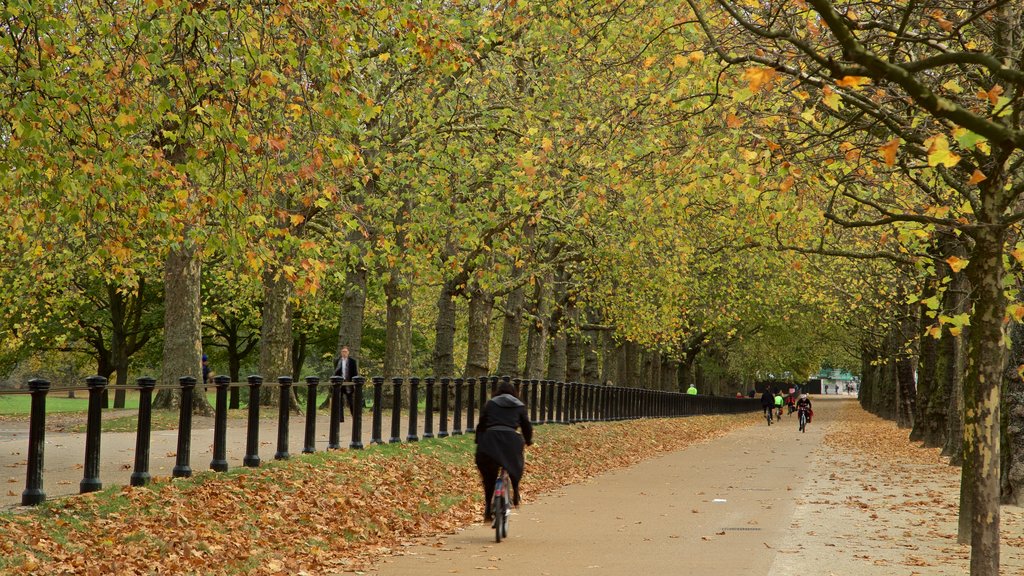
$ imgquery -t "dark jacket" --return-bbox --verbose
[475,394,533,484]
[332,356,358,382]
[760,391,774,407]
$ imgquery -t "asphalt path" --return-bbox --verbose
[366,404,821,575]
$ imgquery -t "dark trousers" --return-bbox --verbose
[476,452,520,517]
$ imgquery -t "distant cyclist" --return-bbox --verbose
[796,393,813,427]
[475,380,533,523]
[774,391,784,419]
[760,388,775,423]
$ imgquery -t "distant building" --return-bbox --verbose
[807,368,858,395]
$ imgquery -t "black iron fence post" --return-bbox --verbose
[556,382,566,424]
[350,376,365,449]
[210,376,230,472]
[275,376,292,460]
[243,375,262,467]
[80,376,106,494]
[130,377,156,487]
[371,376,384,445]
[465,377,475,433]
[530,379,540,424]
[389,377,403,444]
[407,377,420,442]
[438,377,450,438]
[453,378,464,436]
[173,376,197,478]
[328,376,343,450]
[546,380,556,423]
[481,378,491,419]
[423,377,435,439]
[22,378,50,505]
[303,376,319,454]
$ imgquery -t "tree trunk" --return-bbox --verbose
[661,358,678,391]
[623,340,640,388]
[259,265,295,409]
[583,325,601,384]
[600,333,619,385]
[433,280,459,378]
[383,267,413,379]
[1001,320,1024,506]
[565,317,582,383]
[523,278,550,380]
[338,263,367,365]
[547,330,567,382]
[463,283,493,379]
[497,285,525,378]
[960,226,1006,572]
[155,245,212,416]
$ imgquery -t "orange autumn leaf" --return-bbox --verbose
[946,255,968,273]
[835,76,870,89]
[879,138,900,166]
[968,169,987,185]
[742,66,777,91]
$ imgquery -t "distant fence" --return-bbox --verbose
[6,375,761,506]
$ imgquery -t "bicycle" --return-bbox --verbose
[492,467,512,543]
[798,408,808,433]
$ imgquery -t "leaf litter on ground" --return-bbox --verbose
[0,412,759,575]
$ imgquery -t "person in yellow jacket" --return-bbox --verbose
[686,384,698,395]
[774,391,784,419]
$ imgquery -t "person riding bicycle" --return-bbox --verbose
[760,388,775,421]
[774,391,784,418]
[475,380,533,523]
[796,393,813,423]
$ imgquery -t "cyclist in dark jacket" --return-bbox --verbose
[475,380,533,522]
[760,389,775,420]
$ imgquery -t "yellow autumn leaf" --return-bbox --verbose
[949,326,962,337]
[1012,247,1024,262]
[926,325,942,339]
[924,134,960,168]
[946,255,968,272]
[378,52,391,62]
[541,137,553,152]
[1011,304,1024,322]
[673,54,687,68]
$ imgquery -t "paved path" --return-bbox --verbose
[367,407,818,575]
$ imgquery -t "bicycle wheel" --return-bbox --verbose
[799,412,806,432]
[501,493,509,538]
[493,477,505,543]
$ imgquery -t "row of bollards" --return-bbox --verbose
[17,375,761,505]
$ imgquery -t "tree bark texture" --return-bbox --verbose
[156,245,212,415]
[433,280,459,378]
[464,283,494,379]
[259,265,294,408]
[1001,321,1024,506]
[523,278,550,380]
[497,285,525,378]
[961,226,1006,573]
[383,267,413,380]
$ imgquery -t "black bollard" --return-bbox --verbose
[568,382,579,423]
[407,377,420,442]
[173,376,197,478]
[303,376,319,454]
[465,377,475,433]
[438,378,450,438]
[423,377,435,439]
[546,380,557,423]
[243,375,262,467]
[130,377,156,487]
[209,376,230,472]
[275,376,292,460]
[350,376,365,449]
[328,376,343,450]
[389,377,402,444]
[453,378,464,435]
[539,380,549,424]
[555,382,565,424]
[486,377,497,413]
[479,378,489,420]
[530,379,540,424]
[22,379,50,505]
[80,376,107,494]
[371,377,384,445]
